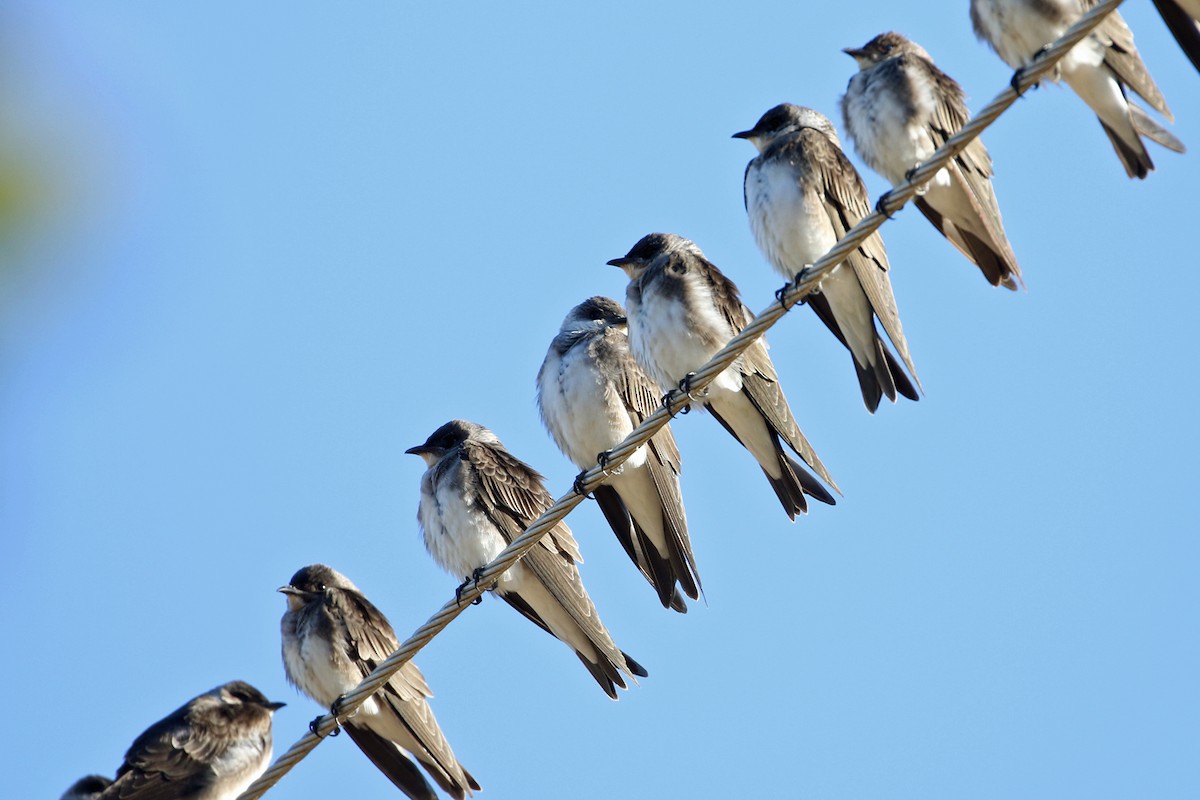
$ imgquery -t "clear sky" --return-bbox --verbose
[3,2,1197,799]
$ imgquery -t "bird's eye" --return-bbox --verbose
[316,583,326,592]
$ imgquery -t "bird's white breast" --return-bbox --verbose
[419,467,512,583]
[745,157,838,279]
[540,341,646,471]
[628,274,742,397]
[973,0,1082,68]
[844,68,946,189]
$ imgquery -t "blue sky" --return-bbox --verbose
[3,2,1197,798]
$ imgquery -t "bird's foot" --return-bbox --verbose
[678,372,706,404]
[1011,47,1048,95]
[875,190,899,218]
[309,714,341,738]
[455,569,487,606]
[572,468,593,499]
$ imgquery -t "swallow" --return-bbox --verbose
[280,564,479,800]
[407,420,647,698]
[537,296,701,612]
[97,680,283,800]
[609,232,839,520]
[842,31,1023,290]
[735,104,921,412]
[970,0,1185,178]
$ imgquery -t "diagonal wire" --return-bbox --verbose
[237,2,1124,797]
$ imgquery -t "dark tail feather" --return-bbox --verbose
[763,466,808,521]
[787,454,836,506]
[592,485,682,612]
[576,653,622,699]
[622,651,649,678]
[1154,0,1200,73]
[886,348,920,401]
[913,198,1019,290]
[343,725,439,800]
[1099,118,1152,179]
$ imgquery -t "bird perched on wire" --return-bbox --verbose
[90,680,283,800]
[538,296,701,612]
[841,31,1022,291]
[59,776,113,800]
[407,419,647,698]
[970,0,1185,179]
[734,104,920,413]
[1151,0,1200,72]
[609,233,838,521]
[279,564,479,800]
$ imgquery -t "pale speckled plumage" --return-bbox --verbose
[970,0,1184,178]
[735,104,920,412]
[611,233,838,521]
[279,564,477,800]
[841,32,1022,289]
[408,419,645,698]
[537,296,700,610]
[97,681,281,800]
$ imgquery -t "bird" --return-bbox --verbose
[407,419,647,699]
[59,776,113,800]
[970,0,1185,179]
[734,104,921,413]
[537,296,701,612]
[279,564,480,800]
[841,31,1023,290]
[1152,0,1200,73]
[609,232,839,521]
[95,680,283,800]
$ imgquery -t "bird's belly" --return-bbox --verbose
[544,351,644,469]
[421,485,511,581]
[632,291,742,396]
[748,169,837,278]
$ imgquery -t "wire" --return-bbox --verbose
[236,2,1126,797]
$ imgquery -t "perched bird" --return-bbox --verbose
[1152,0,1200,72]
[59,776,113,800]
[407,420,647,698]
[734,104,920,413]
[538,296,701,612]
[609,233,838,521]
[96,680,283,800]
[841,31,1022,290]
[279,564,479,800]
[970,0,1185,179]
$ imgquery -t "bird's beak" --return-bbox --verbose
[277,585,300,595]
[606,257,631,268]
[406,444,442,467]
[267,701,287,711]
[731,128,754,140]
[842,46,867,59]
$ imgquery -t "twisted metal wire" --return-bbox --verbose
[238,2,1125,796]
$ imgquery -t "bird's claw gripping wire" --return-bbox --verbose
[572,469,593,499]
[572,450,614,498]
[1011,46,1049,95]
[455,568,487,606]
[309,714,341,738]
[876,189,901,219]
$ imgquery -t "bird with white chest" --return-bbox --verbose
[735,104,920,413]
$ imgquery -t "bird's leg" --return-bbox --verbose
[875,188,900,218]
[572,468,594,499]
[679,372,706,403]
[309,712,341,738]
[1011,46,1049,95]
[455,568,487,606]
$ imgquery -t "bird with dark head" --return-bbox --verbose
[538,295,701,611]
[735,104,921,413]
[841,31,1023,290]
[610,232,839,521]
[279,564,479,800]
[407,420,647,698]
[93,680,283,800]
